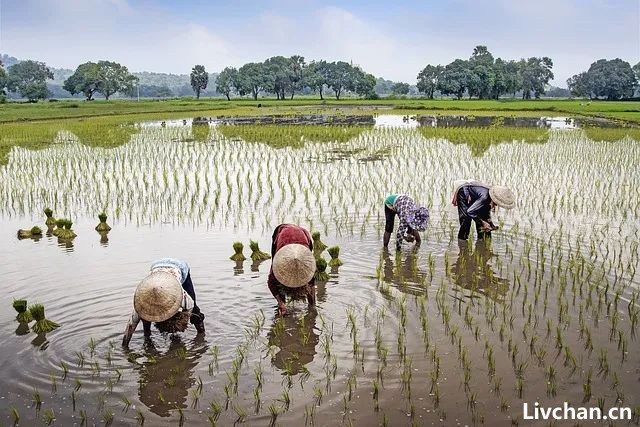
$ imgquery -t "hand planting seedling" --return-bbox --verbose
[95,212,112,232]
[17,226,42,239]
[29,303,60,333]
[327,246,343,267]
[230,242,247,261]
[314,257,329,282]
[250,240,271,261]
[13,299,33,323]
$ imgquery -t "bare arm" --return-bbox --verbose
[122,310,141,347]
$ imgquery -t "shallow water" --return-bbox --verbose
[1,118,639,426]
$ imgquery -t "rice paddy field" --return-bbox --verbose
[0,114,639,426]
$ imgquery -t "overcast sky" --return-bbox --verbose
[1,0,638,86]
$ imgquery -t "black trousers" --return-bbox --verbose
[457,192,491,240]
[384,205,396,233]
[182,272,204,323]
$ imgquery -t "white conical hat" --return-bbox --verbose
[133,271,183,322]
[489,185,515,209]
[272,244,316,288]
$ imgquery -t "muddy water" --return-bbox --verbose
[1,118,639,426]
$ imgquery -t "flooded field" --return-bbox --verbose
[1,115,639,426]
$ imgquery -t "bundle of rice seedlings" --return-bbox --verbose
[52,219,66,237]
[314,257,329,282]
[312,232,327,253]
[56,219,77,240]
[17,226,43,239]
[29,304,60,333]
[250,240,271,261]
[95,212,112,232]
[13,299,32,323]
[44,208,56,228]
[155,310,191,333]
[327,246,343,267]
[230,242,246,261]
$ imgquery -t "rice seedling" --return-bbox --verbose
[312,231,327,253]
[29,303,60,333]
[314,257,329,282]
[249,239,271,261]
[13,299,32,323]
[136,409,145,425]
[43,408,55,425]
[32,387,42,412]
[268,402,279,427]
[327,246,343,267]
[10,406,19,426]
[230,242,246,261]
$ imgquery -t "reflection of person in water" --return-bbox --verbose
[133,334,208,417]
[266,309,319,375]
[451,239,509,301]
[381,248,428,295]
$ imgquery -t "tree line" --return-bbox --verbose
[416,46,554,100]
[2,48,640,102]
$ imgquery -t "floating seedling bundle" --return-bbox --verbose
[95,212,112,232]
[17,226,42,239]
[13,299,32,323]
[53,219,77,240]
[250,240,271,261]
[28,304,60,333]
[44,208,56,228]
[230,242,246,261]
[314,257,329,282]
[155,310,191,333]
[312,232,327,253]
[327,246,343,267]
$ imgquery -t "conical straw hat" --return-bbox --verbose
[134,271,183,322]
[489,185,515,209]
[273,244,316,288]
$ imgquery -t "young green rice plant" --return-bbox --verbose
[32,387,42,412]
[268,402,279,427]
[74,378,82,391]
[312,231,327,253]
[9,405,19,426]
[327,246,343,267]
[249,240,271,261]
[230,242,246,261]
[232,403,247,423]
[13,299,32,323]
[314,257,330,282]
[136,408,145,426]
[583,368,592,402]
[314,384,324,406]
[43,408,55,425]
[95,212,112,232]
[29,303,60,333]
[44,207,56,227]
[209,400,221,421]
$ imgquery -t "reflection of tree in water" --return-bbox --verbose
[382,248,428,295]
[267,309,319,375]
[132,335,207,417]
[451,239,509,301]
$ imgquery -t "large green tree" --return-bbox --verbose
[416,65,444,99]
[236,62,266,100]
[190,65,208,99]
[392,82,410,95]
[263,56,293,100]
[437,59,470,99]
[97,61,137,100]
[6,60,53,101]
[326,61,354,100]
[305,60,330,100]
[519,57,554,99]
[0,60,7,100]
[216,67,238,101]
[63,62,101,100]
[568,59,636,100]
[288,55,306,99]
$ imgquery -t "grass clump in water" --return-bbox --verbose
[327,246,343,267]
[53,219,77,240]
[95,212,112,232]
[44,208,56,228]
[17,226,43,239]
[29,303,60,333]
[230,242,246,261]
[312,232,327,254]
[13,299,33,323]
[250,240,271,261]
[314,257,329,282]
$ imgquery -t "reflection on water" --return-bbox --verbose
[132,335,208,417]
[381,248,428,295]
[98,230,110,246]
[15,322,30,336]
[451,239,509,301]
[267,309,319,375]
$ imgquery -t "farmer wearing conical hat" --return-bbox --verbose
[383,194,430,250]
[268,224,317,316]
[122,258,205,347]
[452,180,515,240]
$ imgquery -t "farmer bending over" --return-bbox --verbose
[122,258,205,347]
[383,194,430,250]
[452,180,515,240]
[268,224,317,316]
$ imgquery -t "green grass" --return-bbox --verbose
[217,124,370,148]
[1,97,639,123]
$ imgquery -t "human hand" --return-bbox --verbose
[481,221,493,232]
[278,303,287,316]
[404,234,415,243]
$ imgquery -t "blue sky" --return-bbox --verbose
[0,0,638,85]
